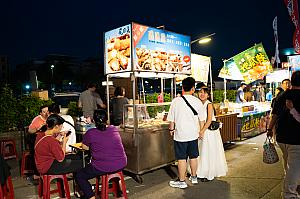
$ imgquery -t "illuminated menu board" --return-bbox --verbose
[132,23,191,74]
[104,24,131,74]
[104,23,191,75]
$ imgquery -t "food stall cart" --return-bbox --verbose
[104,22,191,183]
[232,101,271,139]
[217,44,273,140]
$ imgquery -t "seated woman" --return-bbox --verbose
[34,114,82,175]
[76,109,127,199]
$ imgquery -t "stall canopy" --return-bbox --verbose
[288,54,300,72]
[218,59,244,81]
[176,53,211,83]
[218,43,273,84]
[266,69,289,83]
[191,54,210,83]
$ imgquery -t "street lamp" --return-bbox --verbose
[50,65,55,78]
[191,33,216,101]
[50,65,55,91]
[191,33,216,44]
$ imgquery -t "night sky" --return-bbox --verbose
[0,0,295,74]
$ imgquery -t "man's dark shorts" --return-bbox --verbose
[174,139,199,160]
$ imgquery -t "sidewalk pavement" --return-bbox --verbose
[7,132,291,199]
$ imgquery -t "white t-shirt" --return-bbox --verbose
[167,95,205,142]
[60,114,76,153]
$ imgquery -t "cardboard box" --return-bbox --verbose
[31,90,49,100]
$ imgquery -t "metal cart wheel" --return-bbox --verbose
[133,174,143,184]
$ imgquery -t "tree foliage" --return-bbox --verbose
[0,85,52,133]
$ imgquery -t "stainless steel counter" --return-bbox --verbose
[119,125,175,176]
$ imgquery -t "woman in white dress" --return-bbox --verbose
[197,86,228,181]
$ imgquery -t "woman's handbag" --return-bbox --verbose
[263,137,279,164]
[206,104,221,130]
[208,121,221,130]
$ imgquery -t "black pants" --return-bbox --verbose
[27,133,39,175]
[76,164,124,199]
[47,154,83,174]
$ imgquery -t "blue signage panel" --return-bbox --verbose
[132,23,191,74]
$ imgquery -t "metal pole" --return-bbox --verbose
[209,57,213,102]
[170,77,174,100]
[224,78,227,101]
[141,78,146,104]
[131,72,137,142]
[174,77,177,98]
[161,78,164,94]
[106,75,110,124]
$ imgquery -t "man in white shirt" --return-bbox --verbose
[167,77,204,188]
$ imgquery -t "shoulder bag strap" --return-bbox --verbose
[181,96,198,115]
[206,103,217,121]
[34,135,53,149]
[63,120,75,130]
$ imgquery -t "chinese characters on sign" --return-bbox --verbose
[104,23,191,75]
[104,24,132,74]
[132,22,191,74]
[232,43,273,84]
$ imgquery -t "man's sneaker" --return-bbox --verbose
[169,179,188,189]
[189,176,198,184]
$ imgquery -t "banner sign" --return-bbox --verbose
[104,24,132,74]
[132,23,191,74]
[284,0,300,53]
[273,16,281,64]
[232,43,272,84]
[191,54,210,82]
[240,111,270,138]
[218,59,244,80]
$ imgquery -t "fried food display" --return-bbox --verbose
[107,34,130,71]
[136,49,183,72]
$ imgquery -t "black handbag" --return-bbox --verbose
[206,104,221,130]
[208,121,221,130]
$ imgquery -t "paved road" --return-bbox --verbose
[7,132,291,199]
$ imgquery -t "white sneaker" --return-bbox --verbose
[189,176,198,184]
[169,179,188,189]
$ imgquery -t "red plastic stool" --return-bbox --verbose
[20,151,34,177]
[38,174,71,199]
[0,138,18,160]
[95,171,128,199]
[0,176,15,199]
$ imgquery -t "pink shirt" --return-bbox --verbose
[29,115,46,130]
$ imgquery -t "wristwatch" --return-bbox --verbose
[169,129,175,131]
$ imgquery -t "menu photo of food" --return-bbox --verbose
[106,33,131,72]
[135,48,152,70]
[151,50,168,71]
[168,53,183,72]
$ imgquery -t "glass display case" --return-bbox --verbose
[123,102,171,129]
[119,102,175,182]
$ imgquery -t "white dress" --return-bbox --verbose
[197,100,228,180]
